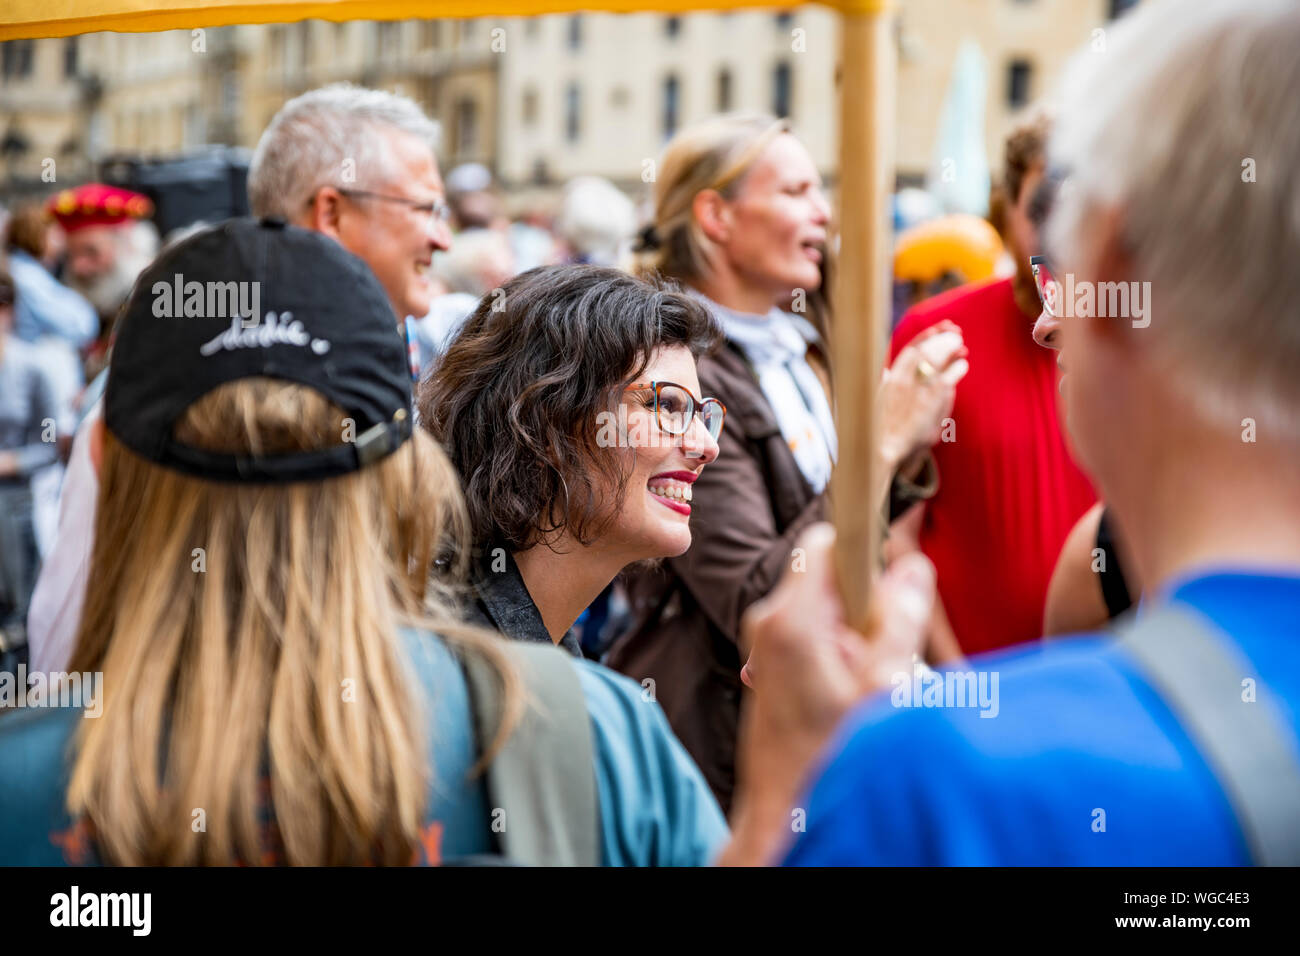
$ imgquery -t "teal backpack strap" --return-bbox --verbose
[1116,604,1300,865]
[461,642,600,866]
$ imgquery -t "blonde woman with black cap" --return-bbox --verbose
[0,218,724,866]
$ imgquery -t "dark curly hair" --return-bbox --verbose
[419,264,721,552]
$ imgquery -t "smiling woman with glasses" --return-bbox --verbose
[606,113,839,814]
[419,264,722,658]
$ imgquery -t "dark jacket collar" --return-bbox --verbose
[466,544,584,658]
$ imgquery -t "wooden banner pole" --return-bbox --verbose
[832,2,896,633]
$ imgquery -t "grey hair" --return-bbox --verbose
[433,228,512,298]
[1048,0,1300,438]
[248,84,442,221]
[557,176,637,264]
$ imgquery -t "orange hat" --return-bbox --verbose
[47,183,153,234]
[893,214,1004,285]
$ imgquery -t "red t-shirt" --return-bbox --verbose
[890,277,1096,654]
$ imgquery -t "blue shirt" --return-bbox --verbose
[782,570,1300,865]
[0,336,63,476]
[0,630,726,866]
[7,250,98,349]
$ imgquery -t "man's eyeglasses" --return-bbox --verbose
[624,381,726,443]
[334,188,452,230]
[1030,255,1060,319]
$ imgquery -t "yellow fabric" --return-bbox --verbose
[893,214,1004,284]
[2,0,892,42]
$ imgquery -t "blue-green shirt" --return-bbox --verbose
[0,630,726,866]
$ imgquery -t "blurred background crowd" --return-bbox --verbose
[0,3,1140,652]
[5,0,1300,871]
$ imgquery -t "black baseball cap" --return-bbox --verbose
[105,217,412,482]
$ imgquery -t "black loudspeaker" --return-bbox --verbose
[100,146,251,240]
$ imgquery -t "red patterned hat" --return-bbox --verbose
[47,183,153,233]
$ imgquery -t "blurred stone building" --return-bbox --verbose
[0,36,99,189]
[1,1,1139,200]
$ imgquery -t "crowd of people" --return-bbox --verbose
[0,0,1297,865]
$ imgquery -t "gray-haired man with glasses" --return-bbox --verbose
[249,83,454,324]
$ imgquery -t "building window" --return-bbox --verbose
[526,19,540,39]
[1,41,35,81]
[185,104,202,147]
[775,11,794,29]
[64,38,79,77]
[456,97,479,157]
[568,15,583,51]
[522,87,539,125]
[1007,58,1033,107]
[716,68,732,112]
[377,21,399,56]
[665,16,681,38]
[221,75,240,122]
[663,75,680,139]
[565,82,581,142]
[772,61,792,118]
[269,25,285,70]
[0,126,29,157]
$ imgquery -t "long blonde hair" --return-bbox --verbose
[67,378,521,865]
[635,112,790,285]
[635,112,835,357]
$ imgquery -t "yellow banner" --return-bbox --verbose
[2,0,892,42]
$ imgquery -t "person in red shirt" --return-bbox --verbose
[888,112,1095,655]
